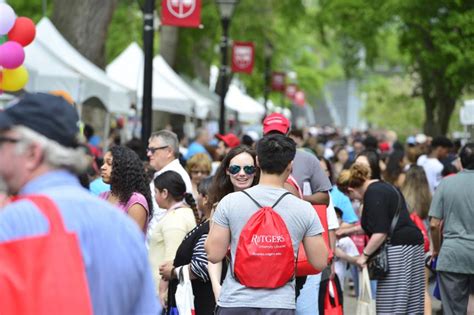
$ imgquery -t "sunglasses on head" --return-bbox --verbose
[228,165,256,175]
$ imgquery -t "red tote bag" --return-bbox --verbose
[0,195,93,315]
[324,279,343,315]
[296,205,333,277]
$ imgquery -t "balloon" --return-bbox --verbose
[8,17,36,47]
[0,35,7,45]
[0,66,29,92]
[0,4,16,35]
[0,41,25,69]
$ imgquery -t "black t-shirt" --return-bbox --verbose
[361,181,423,246]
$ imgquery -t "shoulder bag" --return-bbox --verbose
[366,185,401,280]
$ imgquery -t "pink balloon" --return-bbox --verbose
[0,41,25,69]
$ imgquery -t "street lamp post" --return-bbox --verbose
[141,0,155,158]
[263,41,274,116]
[216,0,238,135]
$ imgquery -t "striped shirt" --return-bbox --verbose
[0,170,160,315]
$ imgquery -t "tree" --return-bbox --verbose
[318,0,474,136]
[52,0,119,68]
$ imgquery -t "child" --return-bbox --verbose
[334,207,359,289]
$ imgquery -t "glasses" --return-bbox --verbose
[191,170,210,175]
[0,136,20,144]
[228,165,256,175]
[147,145,169,154]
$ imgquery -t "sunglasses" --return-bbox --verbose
[0,136,20,144]
[147,145,168,154]
[228,165,256,175]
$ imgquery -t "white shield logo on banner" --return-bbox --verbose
[234,46,252,68]
[167,0,196,19]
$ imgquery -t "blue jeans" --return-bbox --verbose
[296,274,321,315]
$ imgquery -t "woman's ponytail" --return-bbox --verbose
[184,192,200,224]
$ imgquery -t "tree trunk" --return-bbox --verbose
[52,0,118,68]
[420,67,439,136]
[159,26,179,67]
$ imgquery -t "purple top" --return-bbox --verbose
[99,191,149,231]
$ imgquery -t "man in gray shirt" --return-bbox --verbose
[206,134,328,315]
[429,143,474,315]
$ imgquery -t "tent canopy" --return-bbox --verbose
[153,55,218,120]
[225,83,265,123]
[35,17,133,114]
[106,43,194,116]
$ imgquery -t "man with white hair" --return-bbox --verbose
[0,93,159,314]
[147,130,192,223]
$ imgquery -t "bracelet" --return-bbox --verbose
[363,250,370,257]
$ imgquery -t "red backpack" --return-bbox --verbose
[233,191,295,289]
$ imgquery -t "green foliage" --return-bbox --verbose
[318,0,474,135]
[361,75,425,138]
[106,0,144,62]
[5,0,49,22]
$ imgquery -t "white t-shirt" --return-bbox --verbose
[335,236,359,288]
[417,156,443,194]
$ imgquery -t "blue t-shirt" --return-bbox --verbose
[185,142,210,160]
[330,186,358,223]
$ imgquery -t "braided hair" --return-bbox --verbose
[109,145,154,221]
[154,171,199,224]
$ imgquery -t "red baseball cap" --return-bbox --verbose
[216,133,240,148]
[263,113,290,135]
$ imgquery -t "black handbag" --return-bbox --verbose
[367,185,401,280]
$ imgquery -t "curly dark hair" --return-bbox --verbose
[109,146,153,221]
[208,145,259,206]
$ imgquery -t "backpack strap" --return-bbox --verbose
[272,192,292,208]
[241,190,263,208]
[241,191,292,209]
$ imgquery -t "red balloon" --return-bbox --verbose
[8,17,36,47]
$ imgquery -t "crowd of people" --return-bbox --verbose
[0,92,472,315]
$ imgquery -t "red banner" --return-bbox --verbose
[285,83,297,100]
[294,90,306,106]
[271,72,286,92]
[231,42,255,74]
[161,0,201,28]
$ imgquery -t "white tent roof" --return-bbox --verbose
[24,40,84,101]
[106,42,194,116]
[35,17,133,114]
[225,84,265,123]
[153,55,218,120]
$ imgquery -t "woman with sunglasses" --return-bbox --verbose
[99,145,153,233]
[208,146,260,208]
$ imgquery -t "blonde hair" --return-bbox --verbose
[401,165,431,219]
[186,153,212,174]
[337,164,371,193]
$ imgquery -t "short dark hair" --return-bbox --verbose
[460,143,474,170]
[334,206,343,218]
[431,136,454,149]
[257,134,296,174]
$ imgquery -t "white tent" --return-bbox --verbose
[24,40,84,101]
[153,55,218,120]
[106,43,194,116]
[225,84,265,123]
[35,17,133,114]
